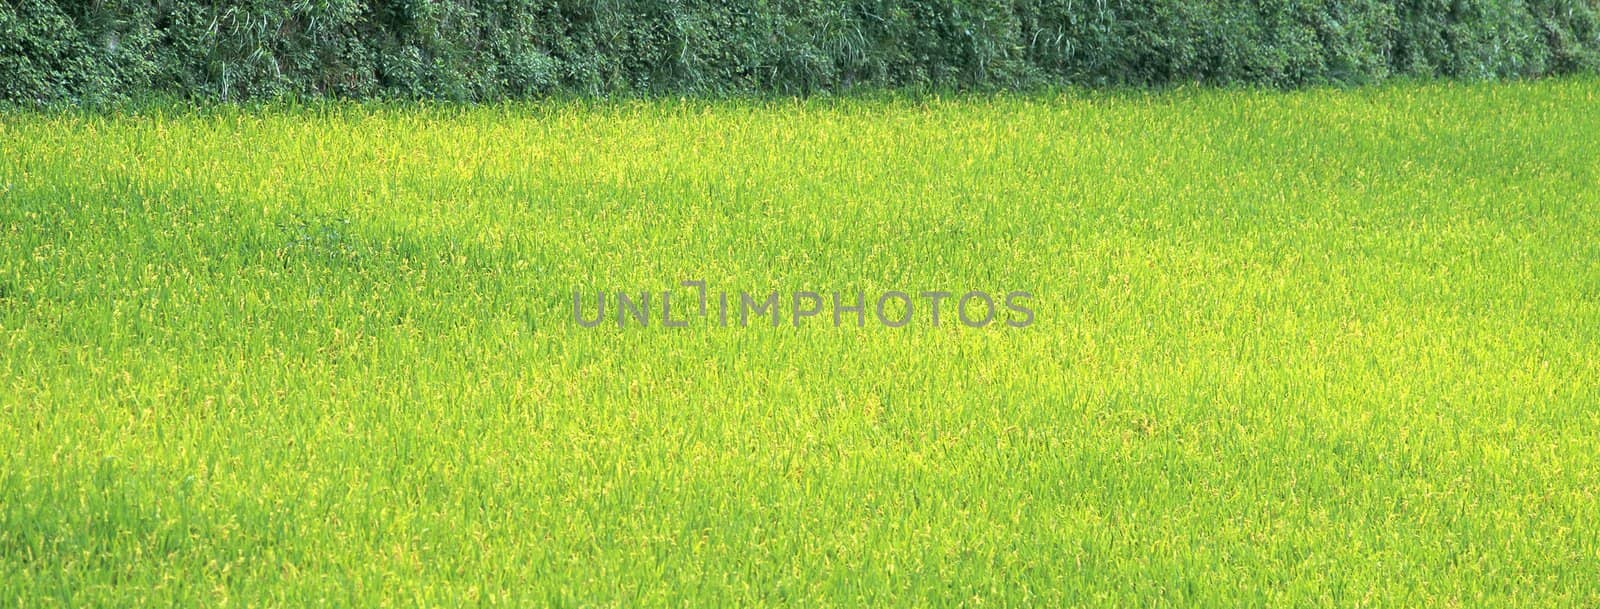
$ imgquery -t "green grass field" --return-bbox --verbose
[2,79,1598,607]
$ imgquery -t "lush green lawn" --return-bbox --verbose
[2,79,1598,607]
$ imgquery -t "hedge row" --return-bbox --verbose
[3,0,1598,103]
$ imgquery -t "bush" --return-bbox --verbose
[2,0,1597,104]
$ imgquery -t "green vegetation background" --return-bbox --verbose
[4,0,1600,104]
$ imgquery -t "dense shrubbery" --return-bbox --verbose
[3,0,1597,103]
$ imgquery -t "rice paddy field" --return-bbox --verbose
[2,78,1599,607]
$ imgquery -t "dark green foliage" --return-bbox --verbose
[3,0,1597,103]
